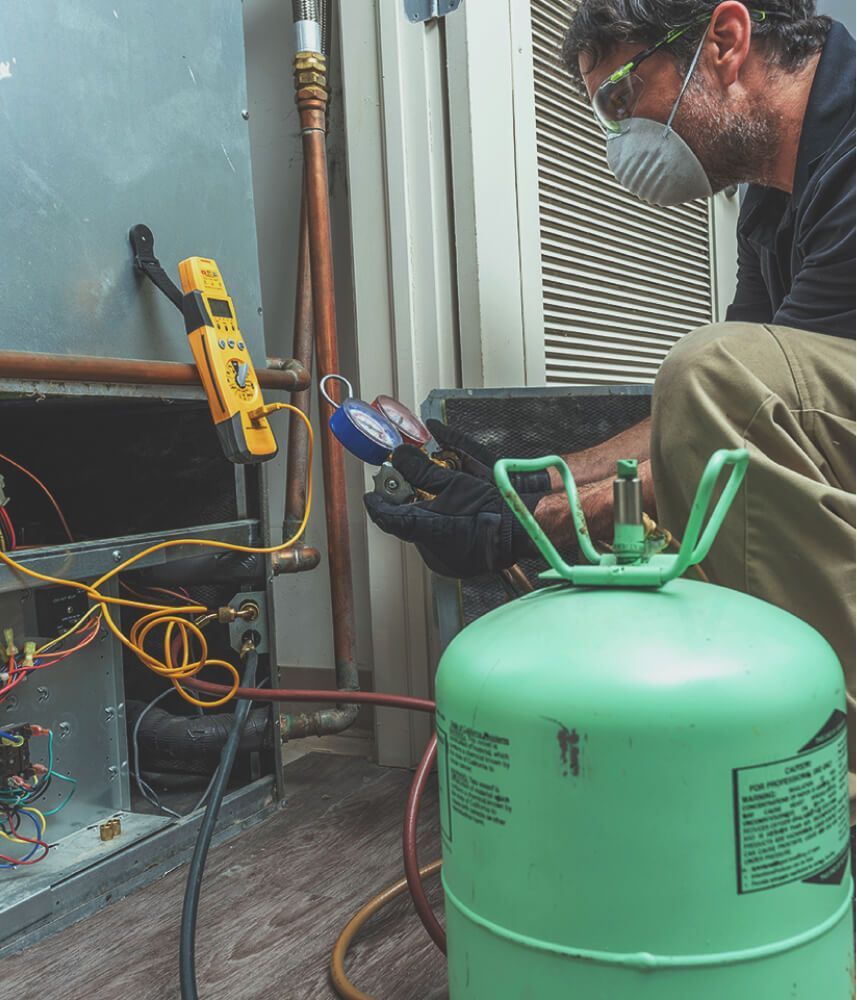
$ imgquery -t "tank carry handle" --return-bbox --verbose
[494,448,748,587]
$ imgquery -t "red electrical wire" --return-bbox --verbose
[0,506,16,549]
[36,616,102,662]
[0,451,74,543]
[403,734,446,952]
[0,824,50,866]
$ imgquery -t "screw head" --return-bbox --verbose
[241,109,250,120]
[36,686,49,702]
[111,549,122,563]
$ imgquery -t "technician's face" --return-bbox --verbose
[579,44,778,192]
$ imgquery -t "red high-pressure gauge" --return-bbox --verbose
[371,395,431,448]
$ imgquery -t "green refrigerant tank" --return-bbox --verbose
[435,450,853,999]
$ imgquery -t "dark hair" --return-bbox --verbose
[562,0,831,93]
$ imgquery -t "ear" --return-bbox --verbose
[706,1,753,88]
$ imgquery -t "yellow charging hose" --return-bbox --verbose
[0,402,313,708]
[330,859,443,1000]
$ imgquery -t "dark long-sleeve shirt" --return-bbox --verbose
[725,21,855,339]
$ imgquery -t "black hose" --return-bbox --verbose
[179,648,260,1000]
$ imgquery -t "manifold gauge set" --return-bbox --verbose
[319,374,438,505]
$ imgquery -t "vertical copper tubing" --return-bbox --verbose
[293,57,360,731]
[284,189,314,539]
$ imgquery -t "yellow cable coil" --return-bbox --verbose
[0,404,312,708]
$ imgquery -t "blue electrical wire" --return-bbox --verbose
[0,808,44,867]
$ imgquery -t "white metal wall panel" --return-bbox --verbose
[531,0,713,385]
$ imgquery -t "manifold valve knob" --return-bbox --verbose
[372,462,415,506]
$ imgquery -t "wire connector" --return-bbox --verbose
[248,402,285,425]
[3,629,17,661]
[21,641,36,669]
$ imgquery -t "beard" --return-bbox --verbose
[675,77,781,192]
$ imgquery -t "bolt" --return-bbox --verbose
[385,478,398,491]
[107,765,118,780]
[241,109,250,120]
[104,707,115,722]
[111,549,121,563]
[58,721,71,739]
[36,686,49,703]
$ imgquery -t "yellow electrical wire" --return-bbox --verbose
[0,403,313,708]
[34,603,101,656]
[0,806,46,846]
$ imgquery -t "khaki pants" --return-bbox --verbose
[651,322,855,744]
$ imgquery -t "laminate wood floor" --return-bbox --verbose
[0,753,447,1000]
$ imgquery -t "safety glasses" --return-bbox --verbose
[591,9,772,136]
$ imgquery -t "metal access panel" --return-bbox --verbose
[423,386,652,648]
[0,1,265,368]
[0,585,129,844]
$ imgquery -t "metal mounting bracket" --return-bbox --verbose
[404,0,462,23]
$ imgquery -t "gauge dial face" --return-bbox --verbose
[346,401,401,449]
[372,395,431,446]
[225,358,257,402]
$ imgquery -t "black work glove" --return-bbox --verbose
[426,419,551,494]
[363,445,541,579]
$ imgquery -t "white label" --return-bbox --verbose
[732,720,849,894]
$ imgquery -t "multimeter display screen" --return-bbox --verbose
[208,297,233,319]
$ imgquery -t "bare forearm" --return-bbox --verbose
[548,416,652,490]
[536,459,656,548]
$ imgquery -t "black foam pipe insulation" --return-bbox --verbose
[128,701,273,776]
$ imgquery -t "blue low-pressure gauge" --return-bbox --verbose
[320,374,403,464]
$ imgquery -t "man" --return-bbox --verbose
[364,2,855,707]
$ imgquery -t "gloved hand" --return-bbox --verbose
[426,419,551,494]
[363,445,541,578]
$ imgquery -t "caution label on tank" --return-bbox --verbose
[437,714,512,845]
[732,710,849,894]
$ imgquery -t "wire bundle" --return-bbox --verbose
[0,608,103,707]
[0,728,76,868]
[0,404,313,710]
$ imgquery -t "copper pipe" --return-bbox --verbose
[0,350,310,392]
[291,51,359,732]
[504,563,534,594]
[284,190,314,537]
[271,544,321,575]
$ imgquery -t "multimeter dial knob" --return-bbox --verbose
[225,358,257,401]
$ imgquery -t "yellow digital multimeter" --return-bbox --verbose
[178,257,277,464]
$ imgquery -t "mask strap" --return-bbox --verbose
[664,28,707,133]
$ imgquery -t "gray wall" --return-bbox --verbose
[819,0,855,35]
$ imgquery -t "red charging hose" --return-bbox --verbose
[403,734,446,951]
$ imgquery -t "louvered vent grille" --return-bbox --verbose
[531,0,713,385]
